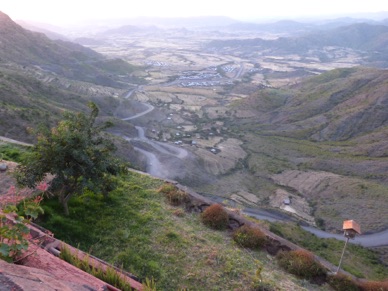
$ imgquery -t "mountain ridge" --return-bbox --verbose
[0,11,139,88]
[238,67,388,142]
[207,22,388,66]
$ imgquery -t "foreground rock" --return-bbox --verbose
[0,258,106,291]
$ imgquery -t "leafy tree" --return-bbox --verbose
[15,102,127,215]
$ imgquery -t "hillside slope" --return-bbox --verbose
[0,11,145,167]
[0,11,139,88]
[220,67,388,233]
[246,67,388,143]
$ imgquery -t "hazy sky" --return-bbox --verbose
[2,0,388,25]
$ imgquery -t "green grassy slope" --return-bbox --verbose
[36,172,388,290]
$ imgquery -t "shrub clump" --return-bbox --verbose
[358,280,388,291]
[158,183,188,206]
[201,204,229,230]
[157,183,177,195]
[276,249,326,280]
[165,190,188,206]
[328,273,359,291]
[233,225,267,249]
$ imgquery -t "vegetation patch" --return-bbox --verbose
[37,172,324,290]
[59,245,133,291]
[269,222,388,280]
[357,280,388,291]
[201,203,229,230]
[327,273,359,291]
[0,144,29,163]
[157,183,188,206]
[233,225,267,250]
[276,249,326,281]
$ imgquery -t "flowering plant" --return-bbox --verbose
[0,183,46,262]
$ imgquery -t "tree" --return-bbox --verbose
[15,102,127,215]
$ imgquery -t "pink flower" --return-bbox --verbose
[36,182,48,192]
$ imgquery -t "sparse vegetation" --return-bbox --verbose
[276,249,326,280]
[327,273,359,291]
[158,183,188,206]
[201,203,229,230]
[269,222,388,280]
[59,244,133,291]
[233,225,267,249]
[358,280,388,291]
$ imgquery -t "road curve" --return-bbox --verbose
[121,87,190,179]
[121,103,154,121]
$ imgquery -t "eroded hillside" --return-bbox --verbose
[221,67,388,232]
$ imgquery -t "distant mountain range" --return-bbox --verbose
[207,22,388,66]
[92,16,388,37]
[18,13,388,40]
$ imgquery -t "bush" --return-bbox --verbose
[358,280,388,291]
[328,273,359,291]
[201,204,228,230]
[157,183,177,195]
[165,190,188,206]
[233,225,267,249]
[276,249,326,280]
[157,183,188,206]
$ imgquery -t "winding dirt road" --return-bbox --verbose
[120,87,190,179]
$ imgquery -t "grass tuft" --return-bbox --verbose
[59,244,133,290]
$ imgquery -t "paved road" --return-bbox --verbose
[244,210,388,247]
[301,226,388,247]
